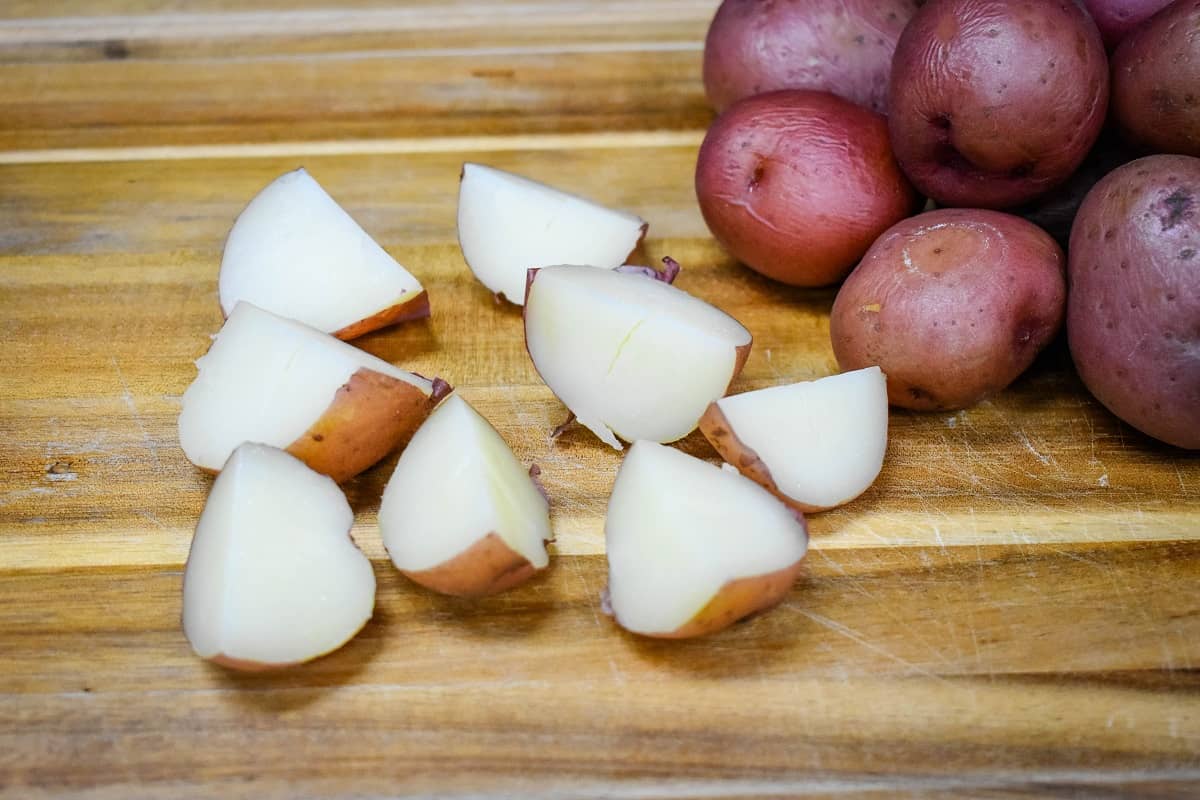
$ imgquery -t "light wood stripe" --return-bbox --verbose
[0,2,719,41]
[0,129,707,165]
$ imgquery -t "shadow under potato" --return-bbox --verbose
[416,581,558,640]
[208,608,387,710]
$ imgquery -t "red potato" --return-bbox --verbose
[830,209,1066,411]
[888,0,1109,209]
[1111,1,1200,158]
[1081,0,1172,48]
[182,444,376,671]
[604,441,808,639]
[702,0,921,115]
[696,90,919,287]
[1067,155,1200,450]
[178,302,451,483]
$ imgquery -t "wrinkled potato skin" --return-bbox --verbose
[830,209,1066,411]
[1067,155,1200,449]
[1111,1,1200,158]
[1081,0,1172,48]
[696,90,919,287]
[702,0,921,114]
[888,0,1109,208]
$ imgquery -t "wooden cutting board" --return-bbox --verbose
[1,2,1198,797]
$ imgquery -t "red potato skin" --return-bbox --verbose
[696,90,919,287]
[1111,1,1200,158]
[699,403,837,513]
[830,209,1066,411]
[703,0,921,114]
[888,0,1109,209]
[1067,155,1200,449]
[331,289,430,341]
[402,532,541,598]
[220,289,431,341]
[286,369,451,483]
[1081,0,1172,48]
[609,523,809,640]
[625,559,807,639]
[208,654,284,672]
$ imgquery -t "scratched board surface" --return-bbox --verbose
[1,2,1199,798]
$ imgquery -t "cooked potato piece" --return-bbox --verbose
[179,302,449,482]
[379,395,552,597]
[605,441,808,639]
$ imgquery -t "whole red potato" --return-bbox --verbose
[1111,1,1200,158]
[1068,155,1200,449]
[702,0,921,114]
[830,209,1066,411]
[696,90,919,287]
[1080,0,1172,48]
[888,0,1109,209]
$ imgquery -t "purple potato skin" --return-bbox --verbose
[702,0,921,114]
[888,0,1109,209]
[1111,1,1200,158]
[1081,0,1172,48]
[1067,155,1200,449]
[830,208,1066,411]
[696,90,919,287]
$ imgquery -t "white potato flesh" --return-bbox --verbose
[457,163,646,305]
[379,394,551,571]
[717,366,889,509]
[178,302,432,471]
[605,441,808,636]
[525,265,751,449]
[219,168,424,333]
[182,443,375,666]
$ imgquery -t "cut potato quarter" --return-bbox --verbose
[605,441,808,638]
[379,394,551,597]
[178,302,448,482]
[457,163,647,305]
[523,265,752,449]
[219,169,428,339]
[182,443,376,670]
[700,367,889,512]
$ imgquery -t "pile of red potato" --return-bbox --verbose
[699,0,1198,440]
[175,0,1198,669]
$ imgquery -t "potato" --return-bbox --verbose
[379,395,552,597]
[1067,155,1200,449]
[1081,0,1172,48]
[178,302,451,483]
[1014,130,1138,248]
[888,0,1109,208]
[830,209,1066,411]
[1111,1,1200,158]
[695,90,919,287]
[702,0,921,114]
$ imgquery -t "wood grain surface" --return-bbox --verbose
[1,2,1198,798]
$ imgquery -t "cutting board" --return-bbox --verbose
[2,2,1198,797]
